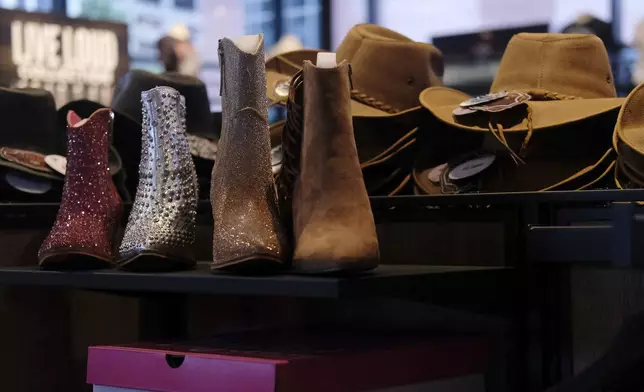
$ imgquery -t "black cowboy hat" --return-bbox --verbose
[105,70,219,196]
[0,88,127,201]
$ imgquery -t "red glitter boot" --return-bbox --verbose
[38,108,123,269]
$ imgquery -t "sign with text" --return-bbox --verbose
[0,9,128,107]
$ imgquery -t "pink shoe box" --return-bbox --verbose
[93,375,485,392]
[87,330,488,392]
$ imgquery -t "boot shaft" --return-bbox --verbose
[63,108,119,214]
[300,60,355,184]
[211,34,287,270]
[214,35,273,181]
[66,108,111,179]
[119,86,198,267]
[140,86,197,197]
[218,36,268,120]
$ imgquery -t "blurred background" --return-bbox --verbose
[2,0,644,109]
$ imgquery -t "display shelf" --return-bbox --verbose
[369,190,644,267]
[6,189,644,270]
[0,263,511,299]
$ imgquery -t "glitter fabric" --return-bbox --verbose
[38,108,123,268]
[118,86,198,270]
[210,35,287,271]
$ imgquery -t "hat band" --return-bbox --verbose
[482,89,582,166]
[614,136,644,183]
[351,88,400,114]
[517,88,581,102]
[271,58,402,114]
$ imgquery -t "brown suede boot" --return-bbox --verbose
[291,61,379,273]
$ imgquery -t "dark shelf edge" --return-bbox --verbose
[0,264,510,299]
[370,189,644,208]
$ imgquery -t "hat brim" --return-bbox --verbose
[266,49,420,119]
[413,148,616,195]
[266,49,321,105]
[420,86,624,131]
[0,153,62,180]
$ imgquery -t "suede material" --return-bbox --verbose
[337,24,444,112]
[266,24,444,116]
[420,33,623,134]
[292,61,379,270]
[491,33,616,99]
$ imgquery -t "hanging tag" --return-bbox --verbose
[0,148,54,173]
[274,78,291,100]
[439,168,460,194]
[439,168,479,194]
[453,107,478,116]
[45,154,67,175]
[448,153,496,181]
[271,145,283,174]
[460,91,508,108]
[427,163,447,184]
[471,91,531,113]
[5,172,52,194]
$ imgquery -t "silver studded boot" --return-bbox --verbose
[210,34,287,273]
[119,86,198,271]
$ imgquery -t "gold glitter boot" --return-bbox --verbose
[210,34,287,273]
[118,86,198,271]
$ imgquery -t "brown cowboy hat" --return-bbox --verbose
[266,24,444,118]
[613,82,644,189]
[420,33,623,132]
[414,33,624,194]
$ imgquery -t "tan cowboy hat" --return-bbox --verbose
[613,82,644,189]
[414,33,624,194]
[420,33,624,132]
[266,24,444,118]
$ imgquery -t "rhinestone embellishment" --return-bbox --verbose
[119,87,198,263]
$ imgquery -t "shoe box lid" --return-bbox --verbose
[87,329,488,392]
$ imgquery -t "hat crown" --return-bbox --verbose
[0,87,60,153]
[616,83,644,154]
[490,33,616,99]
[337,24,444,112]
[111,69,214,139]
